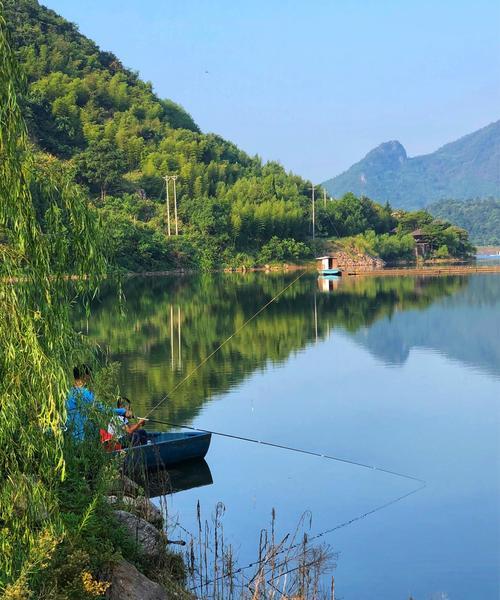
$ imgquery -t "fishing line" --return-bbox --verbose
[187,481,426,591]
[144,271,306,419]
[134,267,426,591]
[141,268,423,483]
[143,416,424,484]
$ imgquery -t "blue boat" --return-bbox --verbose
[316,256,342,277]
[117,431,212,472]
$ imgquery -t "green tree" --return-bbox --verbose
[75,139,126,200]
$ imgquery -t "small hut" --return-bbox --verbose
[316,255,339,272]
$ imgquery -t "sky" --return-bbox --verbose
[43,0,500,182]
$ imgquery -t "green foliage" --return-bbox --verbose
[38,441,138,600]
[0,7,122,595]
[4,0,319,270]
[421,222,474,257]
[4,0,476,272]
[75,139,127,199]
[435,245,450,258]
[258,236,311,263]
[335,210,473,262]
[375,232,415,261]
[394,209,433,234]
[316,193,395,238]
[429,198,500,245]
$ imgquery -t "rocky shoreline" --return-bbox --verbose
[105,475,187,600]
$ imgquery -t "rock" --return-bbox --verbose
[109,474,141,498]
[106,560,168,600]
[107,495,163,527]
[329,251,385,270]
[114,510,164,559]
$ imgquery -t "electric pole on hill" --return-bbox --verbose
[171,175,179,236]
[323,187,327,209]
[311,184,316,240]
[164,175,171,236]
[164,175,179,236]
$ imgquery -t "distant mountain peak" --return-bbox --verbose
[323,121,500,209]
[366,140,407,162]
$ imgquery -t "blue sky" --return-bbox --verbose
[43,0,500,182]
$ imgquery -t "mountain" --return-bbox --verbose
[322,121,500,209]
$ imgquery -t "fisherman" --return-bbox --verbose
[107,396,148,447]
[66,365,131,440]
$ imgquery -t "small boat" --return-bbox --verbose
[117,431,212,472]
[316,256,342,277]
[320,268,342,277]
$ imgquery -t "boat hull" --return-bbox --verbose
[117,431,212,472]
[320,269,342,277]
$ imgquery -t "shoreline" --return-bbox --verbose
[126,262,500,279]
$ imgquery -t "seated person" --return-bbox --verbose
[108,397,148,447]
[66,365,131,441]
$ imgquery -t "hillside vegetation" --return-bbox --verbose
[323,122,500,210]
[6,0,475,268]
[429,198,500,245]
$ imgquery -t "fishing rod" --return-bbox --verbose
[140,416,424,484]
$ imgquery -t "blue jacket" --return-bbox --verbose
[66,386,126,440]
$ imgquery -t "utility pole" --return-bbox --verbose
[171,175,179,235]
[164,175,171,236]
[323,188,327,209]
[311,184,315,240]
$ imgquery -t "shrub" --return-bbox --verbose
[434,244,450,258]
[258,237,311,264]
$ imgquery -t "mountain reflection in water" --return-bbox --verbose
[80,272,500,600]
[81,272,500,421]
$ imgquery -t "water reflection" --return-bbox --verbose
[139,459,213,498]
[79,273,500,420]
[81,272,500,599]
[352,275,500,376]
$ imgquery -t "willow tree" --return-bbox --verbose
[0,4,106,593]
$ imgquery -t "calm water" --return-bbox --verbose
[85,273,500,599]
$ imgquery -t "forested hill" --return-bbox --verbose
[4,0,475,269]
[429,198,500,245]
[322,121,500,210]
[5,0,316,269]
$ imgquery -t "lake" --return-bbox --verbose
[84,272,500,600]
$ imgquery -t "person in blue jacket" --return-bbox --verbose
[66,364,131,440]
